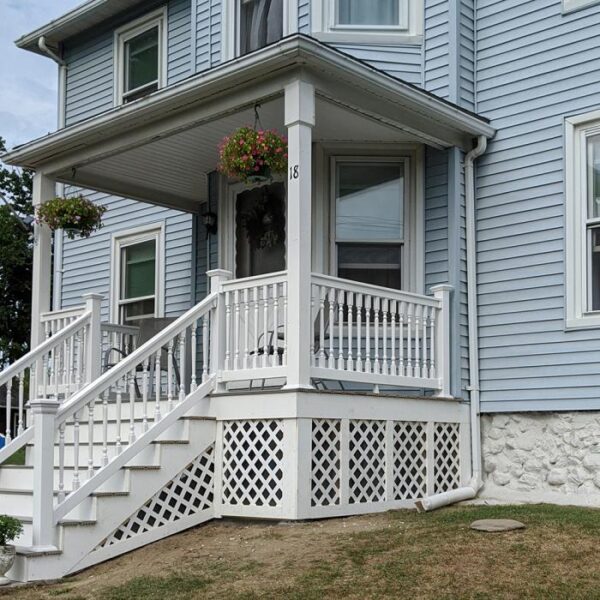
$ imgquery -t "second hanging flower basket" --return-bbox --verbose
[36,196,107,240]
[218,127,288,184]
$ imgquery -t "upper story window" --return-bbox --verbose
[240,0,284,55]
[563,0,600,13]
[565,111,600,328]
[312,0,422,44]
[115,8,166,105]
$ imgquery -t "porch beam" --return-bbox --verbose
[284,79,315,390]
[31,173,55,349]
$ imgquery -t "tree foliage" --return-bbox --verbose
[0,137,33,364]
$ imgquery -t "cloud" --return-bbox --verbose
[0,0,81,149]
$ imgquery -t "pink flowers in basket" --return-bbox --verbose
[36,195,107,239]
[218,127,288,183]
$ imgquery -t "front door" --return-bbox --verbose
[234,182,286,278]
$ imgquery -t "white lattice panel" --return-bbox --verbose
[311,419,341,507]
[393,421,427,500]
[349,420,386,504]
[221,420,284,507]
[97,444,215,548]
[434,423,460,493]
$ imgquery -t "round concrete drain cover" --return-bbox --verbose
[470,519,526,532]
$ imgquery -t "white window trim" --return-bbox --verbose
[110,223,166,323]
[563,0,600,14]
[222,0,295,62]
[565,110,600,329]
[312,0,423,45]
[114,7,168,106]
[328,153,423,294]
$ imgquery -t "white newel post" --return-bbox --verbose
[83,293,103,383]
[31,398,59,551]
[208,269,232,386]
[284,79,315,390]
[431,285,453,398]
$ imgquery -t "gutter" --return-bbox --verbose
[416,135,489,512]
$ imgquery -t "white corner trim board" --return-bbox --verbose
[563,0,600,14]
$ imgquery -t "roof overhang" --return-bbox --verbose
[4,36,495,212]
[15,0,146,55]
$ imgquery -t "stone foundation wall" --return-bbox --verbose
[481,412,600,503]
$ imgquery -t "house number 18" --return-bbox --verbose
[289,165,299,180]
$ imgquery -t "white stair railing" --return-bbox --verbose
[0,309,92,464]
[43,292,218,532]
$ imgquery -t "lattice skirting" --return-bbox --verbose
[96,444,215,549]
[221,419,284,508]
[310,419,461,511]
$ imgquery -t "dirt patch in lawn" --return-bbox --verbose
[3,504,600,599]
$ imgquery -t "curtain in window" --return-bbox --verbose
[241,0,283,54]
[337,0,399,26]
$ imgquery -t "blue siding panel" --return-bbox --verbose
[476,0,600,412]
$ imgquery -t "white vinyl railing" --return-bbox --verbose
[220,271,288,383]
[310,274,452,394]
[0,309,91,454]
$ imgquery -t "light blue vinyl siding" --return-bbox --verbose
[298,0,311,33]
[60,190,194,322]
[424,0,450,98]
[196,0,221,72]
[476,0,600,412]
[168,0,194,84]
[459,0,475,110]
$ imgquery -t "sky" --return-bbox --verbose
[0,0,81,150]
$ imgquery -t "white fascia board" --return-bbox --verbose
[15,0,145,54]
[3,36,494,169]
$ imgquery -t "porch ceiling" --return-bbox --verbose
[3,35,495,213]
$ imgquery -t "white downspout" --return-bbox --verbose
[38,37,67,311]
[416,135,488,512]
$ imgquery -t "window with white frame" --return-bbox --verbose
[112,227,164,325]
[333,159,406,290]
[312,0,422,43]
[565,112,600,328]
[115,9,166,105]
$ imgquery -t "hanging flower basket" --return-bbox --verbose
[36,196,107,240]
[218,127,288,184]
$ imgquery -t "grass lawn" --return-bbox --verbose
[0,446,25,466]
[3,504,600,599]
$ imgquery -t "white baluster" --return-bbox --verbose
[283,282,288,366]
[17,372,25,435]
[167,340,174,412]
[407,303,413,378]
[273,283,280,368]
[356,293,363,373]
[202,315,209,382]
[374,297,380,375]
[88,399,95,479]
[399,301,406,377]
[415,304,422,379]
[179,332,186,402]
[234,289,241,370]
[142,358,150,431]
[382,298,388,376]
[319,286,326,368]
[154,350,161,422]
[58,422,66,502]
[430,307,437,378]
[128,371,136,443]
[365,295,372,374]
[262,284,269,369]
[328,288,335,370]
[5,380,12,443]
[347,292,354,372]
[73,410,81,490]
[225,291,232,371]
[102,391,109,467]
[243,288,250,370]
[422,305,429,378]
[390,300,397,377]
[253,287,259,369]
[191,321,198,391]
[115,379,123,454]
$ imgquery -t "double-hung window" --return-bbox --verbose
[239,0,284,55]
[335,0,408,29]
[333,159,406,290]
[116,9,166,105]
[565,112,600,328]
[112,227,164,326]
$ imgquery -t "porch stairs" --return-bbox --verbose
[0,393,216,581]
[0,292,220,582]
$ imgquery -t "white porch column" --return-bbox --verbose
[83,293,103,383]
[31,173,55,349]
[432,284,454,398]
[284,80,315,390]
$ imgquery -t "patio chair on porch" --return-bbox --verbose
[103,318,181,396]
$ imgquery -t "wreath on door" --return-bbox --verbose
[240,187,285,249]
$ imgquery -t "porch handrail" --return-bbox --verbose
[0,311,91,389]
[56,292,218,426]
[40,305,86,324]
